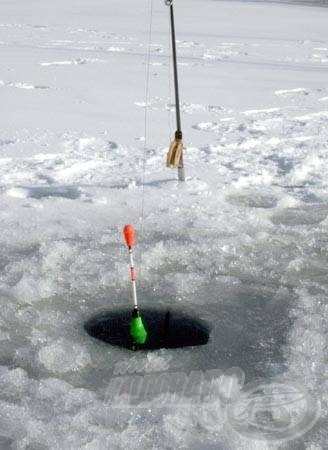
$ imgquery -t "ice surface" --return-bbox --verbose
[38,339,92,373]
[0,0,327,448]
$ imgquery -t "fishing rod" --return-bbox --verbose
[165,0,185,182]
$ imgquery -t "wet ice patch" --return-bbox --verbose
[226,191,278,209]
[0,138,16,146]
[271,204,328,226]
[6,185,82,200]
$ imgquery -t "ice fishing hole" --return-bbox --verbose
[84,307,210,350]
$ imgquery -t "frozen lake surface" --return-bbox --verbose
[0,0,327,448]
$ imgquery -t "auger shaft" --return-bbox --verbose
[169,1,181,135]
[165,0,185,182]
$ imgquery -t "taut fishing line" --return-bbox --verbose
[139,0,154,280]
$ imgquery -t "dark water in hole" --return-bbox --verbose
[85,307,211,350]
[81,281,293,388]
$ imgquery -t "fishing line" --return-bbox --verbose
[139,0,154,279]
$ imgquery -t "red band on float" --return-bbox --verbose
[130,267,136,281]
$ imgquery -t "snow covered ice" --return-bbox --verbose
[0,0,328,448]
